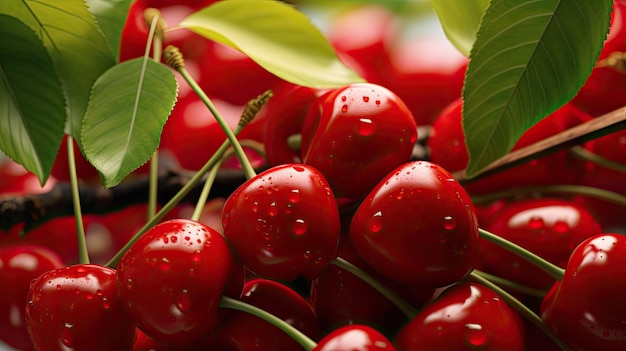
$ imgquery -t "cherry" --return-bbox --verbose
[478,197,603,290]
[206,278,322,350]
[0,158,56,196]
[541,233,626,351]
[349,161,479,288]
[314,324,397,351]
[427,99,591,195]
[301,82,417,199]
[310,237,435,336]
[25,264,135,351]
[116,219,234,346]
[221,164,341,282]
[393,282,525,351]
[0,244,64,351]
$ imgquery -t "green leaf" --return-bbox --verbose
[463,0,613,178]
[429,0,490,56]
[86,0,133,60]
[0,0,116,148]
[0,14,66,185]
[82,58,178,188]
[179,0,364,88]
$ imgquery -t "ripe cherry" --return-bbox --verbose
[314,324,397,351]
[116,219,234,346]
[25,264,135,351]
[542,233,626,351]
[222,164,341,282]
[394,282,525,351]
[301,82,417,199]
[0,244,64,351]
[478,197,603,290]
[349,161,478,288]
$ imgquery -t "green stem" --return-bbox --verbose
[66,136,90,265]
[191,155,223,222]
[467,271,572,351]
[331,257,418,319]
[105,124,246,268]
[176,65,257,180]
[472,270,548,299]
[219,296,317,351]
[146,12,162,220]
[570,145,626,173]
[479,228,564,281]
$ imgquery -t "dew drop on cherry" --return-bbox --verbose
[442,215,456,230]
[341,95,347,101]
[102,298,111,310]
[464,323,489,347]
[293,165,305,172]
[363,96,370,102]
[341,104,349,113]
[553,220,569,234]
[292,218,307,235]
[61,323,74,348]
[368,211,383,233]
[85,292,94,300]
[528,217,545,229]
[192,251,201,263]
[159,258,172,271]
[175,291,191,313]
[356,118,376,136]
[288,189,300,203]
[252,202,259,213]
[268,202,278,217]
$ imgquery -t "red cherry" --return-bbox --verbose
[542,233,626,351]
[478,197,603,290]
[0,244,64,351]
[301,82,417,199]
[349,161,479,288]
[0,158,56,196]
[222,164,341,282]
[206,278,322,350]
[314,324,397,351]
[116,219,233,345]
[394,282,525,351]
[25,264,135,351]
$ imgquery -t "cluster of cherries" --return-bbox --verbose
[3,0,626,350]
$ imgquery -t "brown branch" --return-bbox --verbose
[0,168,250,232]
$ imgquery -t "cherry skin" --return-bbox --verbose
[206,278,322,350]
[116,219,234,346]
[349,161,479,288]
[300,82,417,200]
[393,282,524,351]
[25,264,135,351]
[478,197,603,290]
[221,164,341,282]
[541,233,626,351]
[314,324,397,351]
[0,244,64,351]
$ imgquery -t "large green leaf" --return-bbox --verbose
[429,0,490,56]
[0,0,116,148]
[463,0,613,178]
[0,14,65,184]
[82,58,178,188]
[179,0,364,88]
[86,0,133,60]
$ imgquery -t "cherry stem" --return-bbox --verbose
[472,269,548,299]
[105,124,247,268]
[219,296,317,351]
[479,228,564,281]
[66,135,90,265]
[569,145,626,173]
[145,12,162,220]
[467,271,572,351]
[191,154,224,222]
[331,257,418,319]
[471,184,626,208]
[166,46,257,180]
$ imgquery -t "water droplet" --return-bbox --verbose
[96,289,103,297]
[554,220,569,234]
[163,237,169,244]
[266,187,273,195]
[341,104,348,113]
[443,216,456,230]
[292,219,307,235]
[56,284,61,291]
[465,323,489,347]
[252,201,259,213]
[368,211,383,233]
[303,250,312,259]
[184,236,190,241]
[268,202,278,217]
[258,185,265,192]
[362,96,369,102]
[159,257,171,271]
[170,236,178,243]
[293,165,305,172]
[102,298,111,310]
[528,217,545,230]
[341,95,347,101]
[356,118,376,136]
[288,189,301,203]
[176,291,191,313]
[85,292,94,300]
[375,100,381,105]
[193,251,202,263]
[61,323,74,348]
[396,189,405,200]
